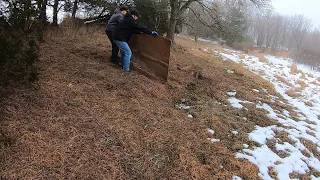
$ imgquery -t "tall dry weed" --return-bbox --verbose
[259,55,267,63]
[238,54,246,59]
[296,80,308,91]
[45,19,102,42]
[290,63,300,74]
[305,101,313,107]
[285,89,301,98]
[275,75,292,87]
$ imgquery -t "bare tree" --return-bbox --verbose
[279,16,290,50]
[71,0,78,18]
[290,15,312,55]
[166,0,270,43]
[37,0,48,23]
[52,0,59,25]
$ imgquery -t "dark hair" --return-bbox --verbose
[119,6,128,11]
[129,9,140,17]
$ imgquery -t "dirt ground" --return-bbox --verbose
[0,27,287,179]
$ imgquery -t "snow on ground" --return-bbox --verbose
[198,38,212,43]
[176,103,192,110]
[227,91,237,96]
[232,131,239,135]
[208,129,215,135]
[207,129,220,143]
[232,176,243,180]
[228,97,245,109]
[214,49,320,179]
[253,89,260,93]
[228,94,254,109]
[208,138,220,143]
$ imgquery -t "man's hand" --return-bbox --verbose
[152,31,158,36]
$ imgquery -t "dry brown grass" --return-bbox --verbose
[275,51,294,59]
[307,73,314,78]
[285,89,301,98]
[300,139,320,160]
[290,63,301,74]
[0,28,267,179]
[311,81,320,86]
[246,48,293,60]
[247,49,261,56]
[4,28,306,179]
[259,55,267,62]
[296,80,308,91]
[238,54,246,59]
[305,101,313,107]
[275,75,292,87]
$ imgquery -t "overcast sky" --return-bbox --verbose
[272,0,320,28]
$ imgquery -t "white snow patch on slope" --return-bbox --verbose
[232,176,243,180]
[216,48,320,179]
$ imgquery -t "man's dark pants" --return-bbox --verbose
[106,30,119,63]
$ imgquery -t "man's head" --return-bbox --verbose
[120,6,128,15]
[130,9,140,20]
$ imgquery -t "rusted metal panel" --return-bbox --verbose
[129,34,171,81]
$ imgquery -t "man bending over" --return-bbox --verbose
[105,6,128,65]
[113,9,158,71]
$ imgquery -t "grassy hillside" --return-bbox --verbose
[1,26,288,179]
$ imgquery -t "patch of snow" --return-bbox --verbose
[236,145,282,180]
[227,69,234,74]
[232,131,239,135]
[243,144,249,148]
[207,129,215,135]
[198,38,211,43]
[227,91,237,96]
[215,44,320,179]
[212,41,219,45]
[252,89,260,92]
[256,103,278,119]
[248,126,276,145]
[228,97,244,109]
[311,175,320,180]
[208,138,220,143]
[283,110,290,117]
[265,55,292,66]
[228,97,253,109]
[232,176,242,180]
[176,104,192,110]
[262,88,268,93]
[203,48,209,52]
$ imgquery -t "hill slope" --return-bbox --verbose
[1,27,308,179]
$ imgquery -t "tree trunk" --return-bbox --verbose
[72,0,78,19]
[39,0,47,23]
[166,0,196,44]
[166,0,179,43]
[167,16,178,43]
[25,0,32,21]
[53,0,59,26]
